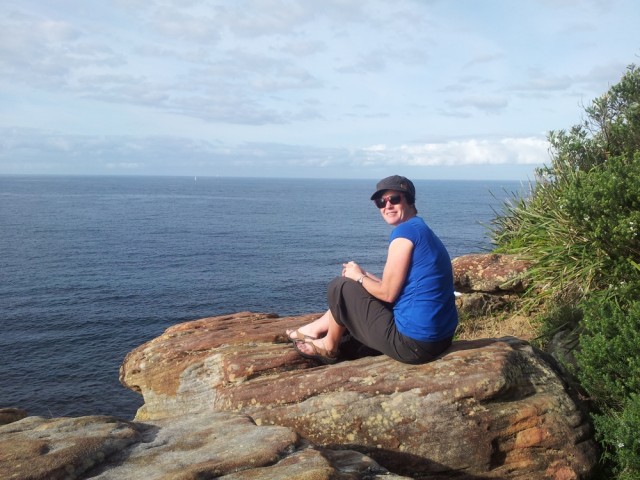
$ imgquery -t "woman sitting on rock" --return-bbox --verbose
[287,175,458,365]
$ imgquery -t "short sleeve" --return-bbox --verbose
[390,220,419,245]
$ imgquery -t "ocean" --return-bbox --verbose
[0,175,526,419]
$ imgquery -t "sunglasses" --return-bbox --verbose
[374,194,403,208]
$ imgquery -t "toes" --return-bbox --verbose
[296,339,317,354]
[294,341,310,354]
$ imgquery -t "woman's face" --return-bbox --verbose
[376,189,413,226]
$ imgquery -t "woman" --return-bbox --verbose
[287,175,458,365]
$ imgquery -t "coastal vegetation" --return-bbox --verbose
[491,64,640,479]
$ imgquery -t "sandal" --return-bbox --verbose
[286,328,318,343]
[294,338,340,365]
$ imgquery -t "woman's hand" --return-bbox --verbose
[342,261,365,281]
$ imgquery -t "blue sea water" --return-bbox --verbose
[0,175,525,419]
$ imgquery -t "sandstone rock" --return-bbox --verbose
[121,312,597,479]
[88,411,299,479]
[120,311,318,420]
[0,411,407,480]
[0,407,27,425]
[454,291,517,316]
[452,253,531,293]
[0,415,141,480]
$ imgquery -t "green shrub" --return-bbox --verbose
[492,177,602,308]
[493,66,640,307]
[560,153,640,278]
[576,287,640,479]
[575,284,640,408]
[491,64,640,478]
[593,393,640,480]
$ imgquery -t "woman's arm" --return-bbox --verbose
[344,237,413,303]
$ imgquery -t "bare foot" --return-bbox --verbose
[294,338,339,364]
[285,328,318,342]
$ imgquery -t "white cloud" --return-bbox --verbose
[359,137,549,167]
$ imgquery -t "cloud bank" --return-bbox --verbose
[1,128,549,178]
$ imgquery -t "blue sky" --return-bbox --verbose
[1,0,639,180]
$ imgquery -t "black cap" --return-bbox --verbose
[370,175,416,200]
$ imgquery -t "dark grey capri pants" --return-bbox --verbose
[328,276,453,364]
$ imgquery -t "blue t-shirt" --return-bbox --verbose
[389,216,458,342]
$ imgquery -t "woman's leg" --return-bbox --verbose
[327,277,438,364]
[292,308,346,356]
[326,276,395,355]
[290,277,449,363]
[285,308,334,340]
